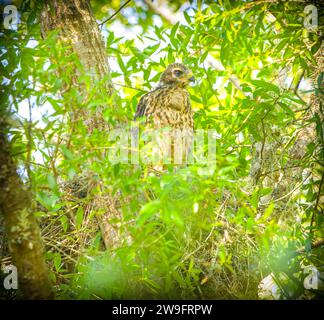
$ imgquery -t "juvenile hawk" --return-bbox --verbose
[134,63,195,166]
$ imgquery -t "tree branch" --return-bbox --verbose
[0,120,54,299]
[99,0,132,27]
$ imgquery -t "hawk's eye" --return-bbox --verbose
[174,70,182,77]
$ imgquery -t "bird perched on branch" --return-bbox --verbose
[134,63,195,168]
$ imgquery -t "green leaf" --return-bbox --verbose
[106,31,114,47]
[53,253,62,272]
[37,192,59,210]
[170,22,180,41]
[262,203,274,221]
[60,145,74,160]
[200,51,208,63]
[278,102,294,116]
[250,80,280,95]
[117,54,127,74]
[220,40,229,66]
[184,11,191,24]
[60,215,69,233]
[143,43,160,57]
[136,200,161,226]
[276,38,289,52]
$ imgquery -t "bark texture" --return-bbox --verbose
[40,0,122,250]
[0,128,53,299]
[41,0,113,95]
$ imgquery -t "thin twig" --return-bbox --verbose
[99,0,132,27]
[113,81,147,93]
[262,172,312,205]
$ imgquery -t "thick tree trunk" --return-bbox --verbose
[0,127,53,299]
[41,0,113,95]
[41,0,114,133]
[40,0,122,250]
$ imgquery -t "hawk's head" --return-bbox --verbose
[158,63,195,88]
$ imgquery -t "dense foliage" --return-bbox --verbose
[1,0,323,299]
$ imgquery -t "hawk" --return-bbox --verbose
[133,63,195,167]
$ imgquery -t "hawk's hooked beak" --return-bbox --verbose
[187,72,195,83]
